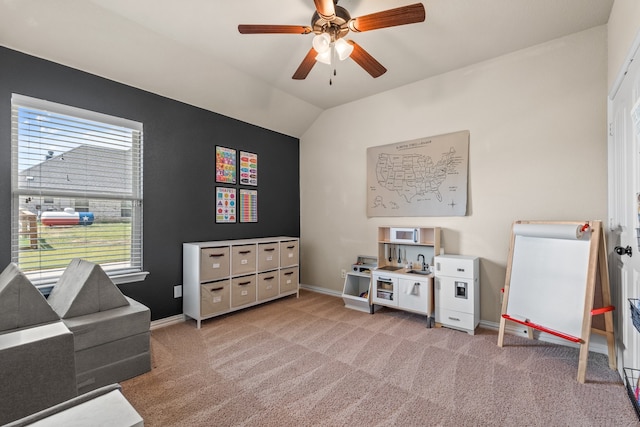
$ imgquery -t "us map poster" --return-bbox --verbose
[367,130,469,217]
[216,187,236,223]
[216,146,236,184]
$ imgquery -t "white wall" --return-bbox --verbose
[608,0,640,91]
[300,26,608,324]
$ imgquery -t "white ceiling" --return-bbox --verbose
[0,0,614,136]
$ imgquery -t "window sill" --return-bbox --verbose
[36,271,149,297]
[110,271,150,285]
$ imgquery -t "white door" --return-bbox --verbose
[609,39,640,373]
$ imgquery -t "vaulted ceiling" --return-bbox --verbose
[0,0,614,137]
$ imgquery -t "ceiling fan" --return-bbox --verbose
[238,0,426,80]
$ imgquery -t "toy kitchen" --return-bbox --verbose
[342,226,480,334]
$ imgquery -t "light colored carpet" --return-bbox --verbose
[121,290,638,426]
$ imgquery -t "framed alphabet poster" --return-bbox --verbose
[239,189,257,223]
[239,151,258,186]
[216,146,236,184]
[216,187,236,223]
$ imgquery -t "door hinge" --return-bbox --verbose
[609,123,613,137]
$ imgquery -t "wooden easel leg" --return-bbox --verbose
[577,340,590,383]
[576,221,600,383]
[605,316,616,370]
[598,227,617,370]
[497,224,517,349]
[527,326,534,340]
[498,316,507,347]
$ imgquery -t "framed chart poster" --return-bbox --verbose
[240,189,257,223]
[216,187,236,223]
[239,151,258,186]
[216,146,236,184]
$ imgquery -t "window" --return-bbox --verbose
[11,94,144,286]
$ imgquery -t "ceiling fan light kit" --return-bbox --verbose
[334,38,353,61]
[315,49,332,65]
[312,33,331,54]
[313,35,353,65]
[238,1,426,81]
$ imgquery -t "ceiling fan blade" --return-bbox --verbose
[348,3,426,33]
[292,48,318,80]
[347,41,387,78]
[238,24,312,34]
[314,0,336,20]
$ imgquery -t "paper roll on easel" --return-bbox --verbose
[512,223,589,240]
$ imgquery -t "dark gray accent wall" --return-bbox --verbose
[0,46,300,320]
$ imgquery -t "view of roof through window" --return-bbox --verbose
[11,95,143,284]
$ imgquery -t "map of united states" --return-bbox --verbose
[375,147,461,202]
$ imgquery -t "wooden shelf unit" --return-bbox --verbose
[377,226,440,246]
[376,226,441,271]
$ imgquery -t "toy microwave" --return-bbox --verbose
[389,227,420,244]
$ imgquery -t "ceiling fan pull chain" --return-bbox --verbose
[330,44,336,85]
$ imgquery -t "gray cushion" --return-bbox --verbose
[62,297,150,351]
[47,259,129,318]
[75,331,150,375]
[59,296,151,393]
[4,384,143,427]
[0,263,59,332]
[0,322,77,425]
[77,352,151,395]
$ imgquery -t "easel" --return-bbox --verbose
[497,220,616,383]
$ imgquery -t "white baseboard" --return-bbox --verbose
[299,283,342,297]
[150,314,185,330]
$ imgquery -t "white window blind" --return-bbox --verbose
[11,94,143,285]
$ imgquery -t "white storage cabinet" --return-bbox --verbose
[183,237,299,328]
[434,254,479,335]
[342,272,376,313]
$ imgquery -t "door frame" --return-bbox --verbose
[608,29,640,375]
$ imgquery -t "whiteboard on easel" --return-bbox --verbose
[505,223,591,339]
